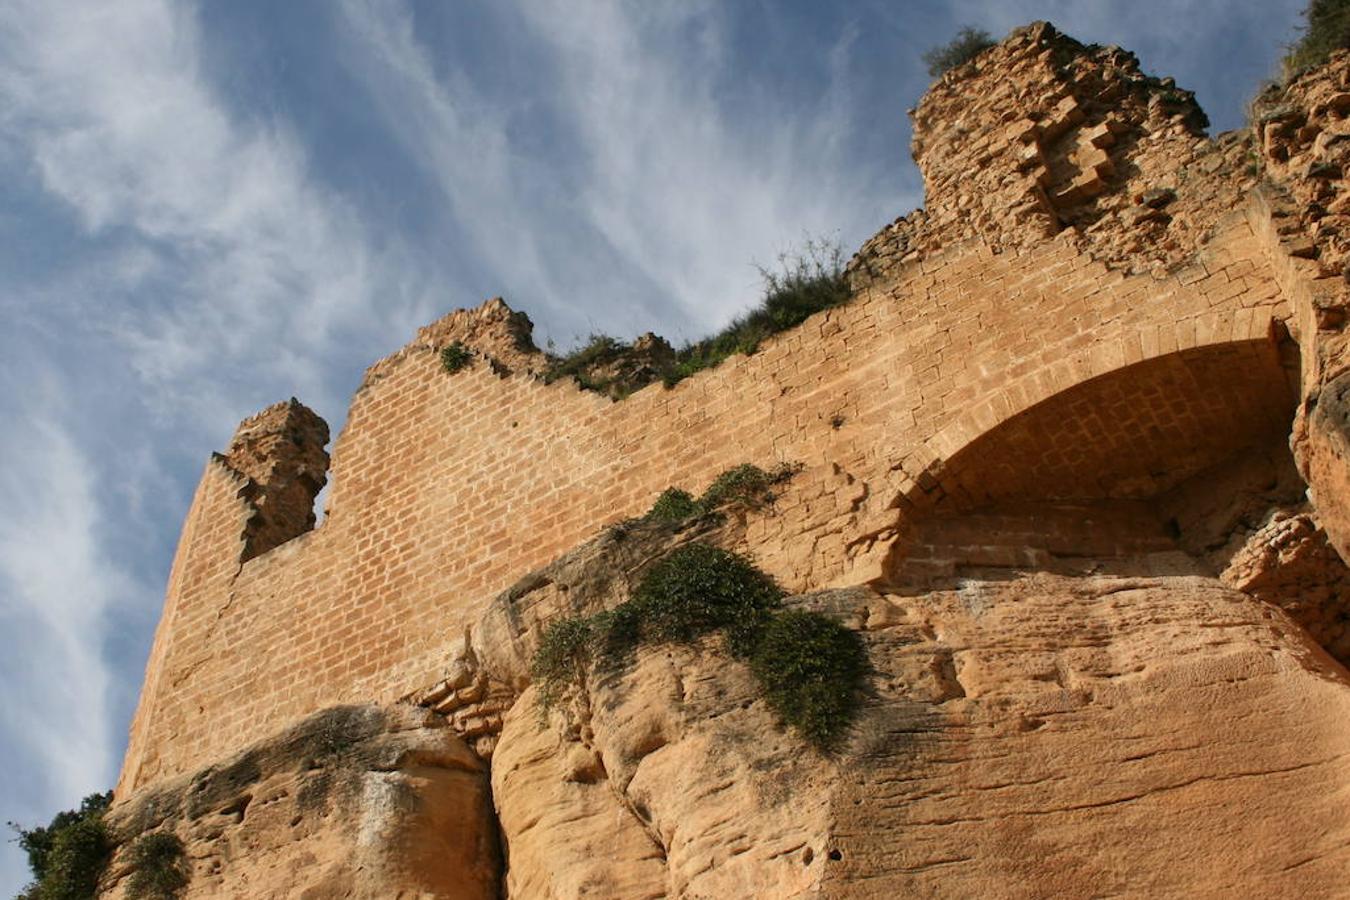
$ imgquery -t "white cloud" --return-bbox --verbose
[0,0,435,429]
[337,0,913,342]
[0,383,133,890]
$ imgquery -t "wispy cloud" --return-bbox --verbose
[0,0,429,889]
[337,0,908,343]
[0,374,132,887]
[0,0,434,427]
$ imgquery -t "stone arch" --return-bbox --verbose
[880,323,1305,590]
[901,311,1296,515]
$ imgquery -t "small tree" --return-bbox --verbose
[9,792,113,900]
[922,26,995,77]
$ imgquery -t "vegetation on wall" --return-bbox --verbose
[663,238,851,387]
[922,26,995,78]
[1285,0,1350,74]
[543,238,851,398]
[124,833,190,900]
[644,487,702,522]
[440,341,473,374]
[531,540,867,750]
[10,793,112,900]
[541,334,628,396]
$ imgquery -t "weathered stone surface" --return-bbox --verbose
[493,638,837,898]
[1302,371,1350,560]
[486,569,1350,897]
[848,21,1257,285]
[103,705,499,900]
[220,398,329,561]
[104,16,1350,900]
[826,574,1350,897]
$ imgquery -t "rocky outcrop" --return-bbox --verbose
[825,574,1350,897]
[1301,372,1350,559]
[102,705,499,900]
[484,561,1350,897]
[1249,51,1350,561]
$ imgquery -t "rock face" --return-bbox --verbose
[104,19,1350,900]
[828,576,1350,897]
[491,573,1350,897]
[102,706,499,900]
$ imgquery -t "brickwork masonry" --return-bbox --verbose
[115,22,1350,797]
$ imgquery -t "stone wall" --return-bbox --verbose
[116,20,1350,808]
[116,215,1292,795]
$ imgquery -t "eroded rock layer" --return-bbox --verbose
[102,706,499,900]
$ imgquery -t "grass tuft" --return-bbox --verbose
[1285,0,1350,74]
[922,26,995,78]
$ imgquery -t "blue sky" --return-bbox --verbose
[0,0,1304,891]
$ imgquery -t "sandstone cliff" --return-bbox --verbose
[100,21,1350,900]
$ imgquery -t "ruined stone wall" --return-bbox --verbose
[96,19,1350,900]
[116,20,1350,803]
[116,215,1289,795]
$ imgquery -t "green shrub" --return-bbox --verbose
[10,793,113,900]
[645,488,700,522]
[629,543,784,653]
[531,616,597,708]
[541,241,851,398]
[922,26,995,77]
[588,602,644,671]
[529,540,866,750]
[531,542,783,711]
[542,334,626,391]
[749,610,867,749]
[698,464,778,511]
[1285,0,1350,73]
[642,463,795,525]
[440,342,472,374]
[125,833,189,900]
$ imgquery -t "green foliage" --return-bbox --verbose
[10,793,113,900]
[698,463,777,511]
[749,610,868,749]
[1285,0,1350,73]
[922,26,995,77]
[664,238,851,388]
[124,833,189,900]
[640,463,797,526]
[440,341,472,374]
[541,239,851,398]
[645,488,701,522]
[530,540,866,749]
[542,334,626,394]
[628,543,784,653]
[531,616,598,708]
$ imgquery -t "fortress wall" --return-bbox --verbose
[117,215,1289,795]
